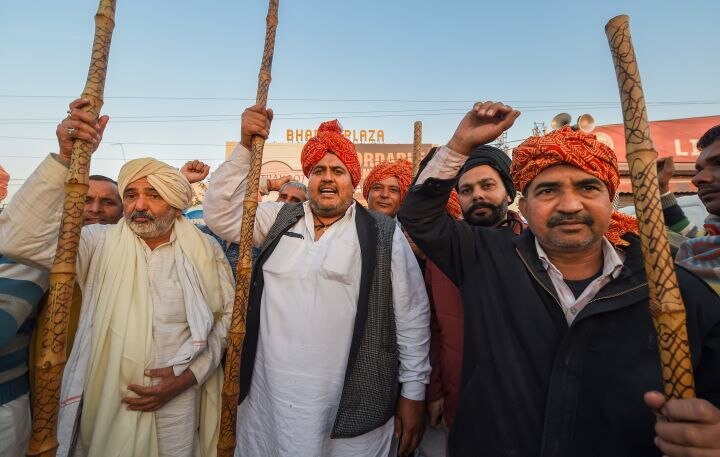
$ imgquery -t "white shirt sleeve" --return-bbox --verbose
[203,143,282,246]
[415,145,469,185]
[188,238,236,384]
[391,227,431,401]
[0,153,103,288]
[0,154,81,270]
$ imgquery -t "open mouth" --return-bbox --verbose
[319,187,338,196]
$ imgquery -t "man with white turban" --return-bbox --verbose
[0,100,234,457]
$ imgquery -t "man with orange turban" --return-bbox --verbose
[363,159,413,217]
[203,106,430,457]
[399,101,720,457]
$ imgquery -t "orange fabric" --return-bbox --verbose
[446,189,462,220]
[0,165,9,202]
[362,159,413,202]
[511,127,638,246]
[300,120,361,187]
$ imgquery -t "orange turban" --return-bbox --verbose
[511,127,638,246]
[362,159,413,202]
[300,120,362,187]
[446,189,462,220]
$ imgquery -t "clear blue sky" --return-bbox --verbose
[1,0,718,199]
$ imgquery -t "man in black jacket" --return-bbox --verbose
[399,101,720,457]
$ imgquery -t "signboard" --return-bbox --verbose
[286,129,385,143]
[261,160,308,185]
[593,115,720,162]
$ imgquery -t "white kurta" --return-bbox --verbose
[204,145,431,457]
[0,155,235,457]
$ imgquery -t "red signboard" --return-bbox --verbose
[592,115,720,163]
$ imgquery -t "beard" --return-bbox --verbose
[462,200,508,227]
[309,196,353,218]
[127,209,176,239]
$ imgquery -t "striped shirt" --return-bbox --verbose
[0,254,48,405]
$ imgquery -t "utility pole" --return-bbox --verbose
[494,131,510,155]
[532,122,547,137]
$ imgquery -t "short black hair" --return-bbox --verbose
[89,175,118,186]
[698,125,720,150]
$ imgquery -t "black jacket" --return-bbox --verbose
[399,177,720,457]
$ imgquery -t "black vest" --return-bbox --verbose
[239,202,399,438]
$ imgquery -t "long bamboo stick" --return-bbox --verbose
[218,1,279,455]
[605,15,695,399]
[27,1,116,456]
[412,121,422,176]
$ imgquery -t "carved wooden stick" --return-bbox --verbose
[412,120,422,176]
[605,14,695,399]
[218,1,279,455]
[26,1,116,455]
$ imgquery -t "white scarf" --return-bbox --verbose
[78,217,224,456]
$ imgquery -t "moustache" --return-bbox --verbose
[467,201,501,212]
[547,213,594,228]
[130,210,156,221]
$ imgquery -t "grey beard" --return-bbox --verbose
[127,210,176,239]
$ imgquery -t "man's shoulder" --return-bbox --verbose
[676,263,720,301]
[259,200,299,224]
[82,222,112,239]
[197,224,226,246]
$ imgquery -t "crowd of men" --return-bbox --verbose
[0,99,719,457]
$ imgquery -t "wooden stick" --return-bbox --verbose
[218,1,279,455]
[605,14,695,399]
[26,1,116,455]
[412,121,422,176]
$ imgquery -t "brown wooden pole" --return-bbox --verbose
[605,14,695,399]
[412,120,422,176]
[26,1,116,455]
[218,1,279,455]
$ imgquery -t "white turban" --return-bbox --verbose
[117,158,192,210]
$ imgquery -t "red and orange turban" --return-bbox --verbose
[362,159,413,202]
[511,126,638,246]
[446,189,462,220]
[300,120,362,187]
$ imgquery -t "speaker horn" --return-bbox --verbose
[576,113,596,133]
[550,112,572,130]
